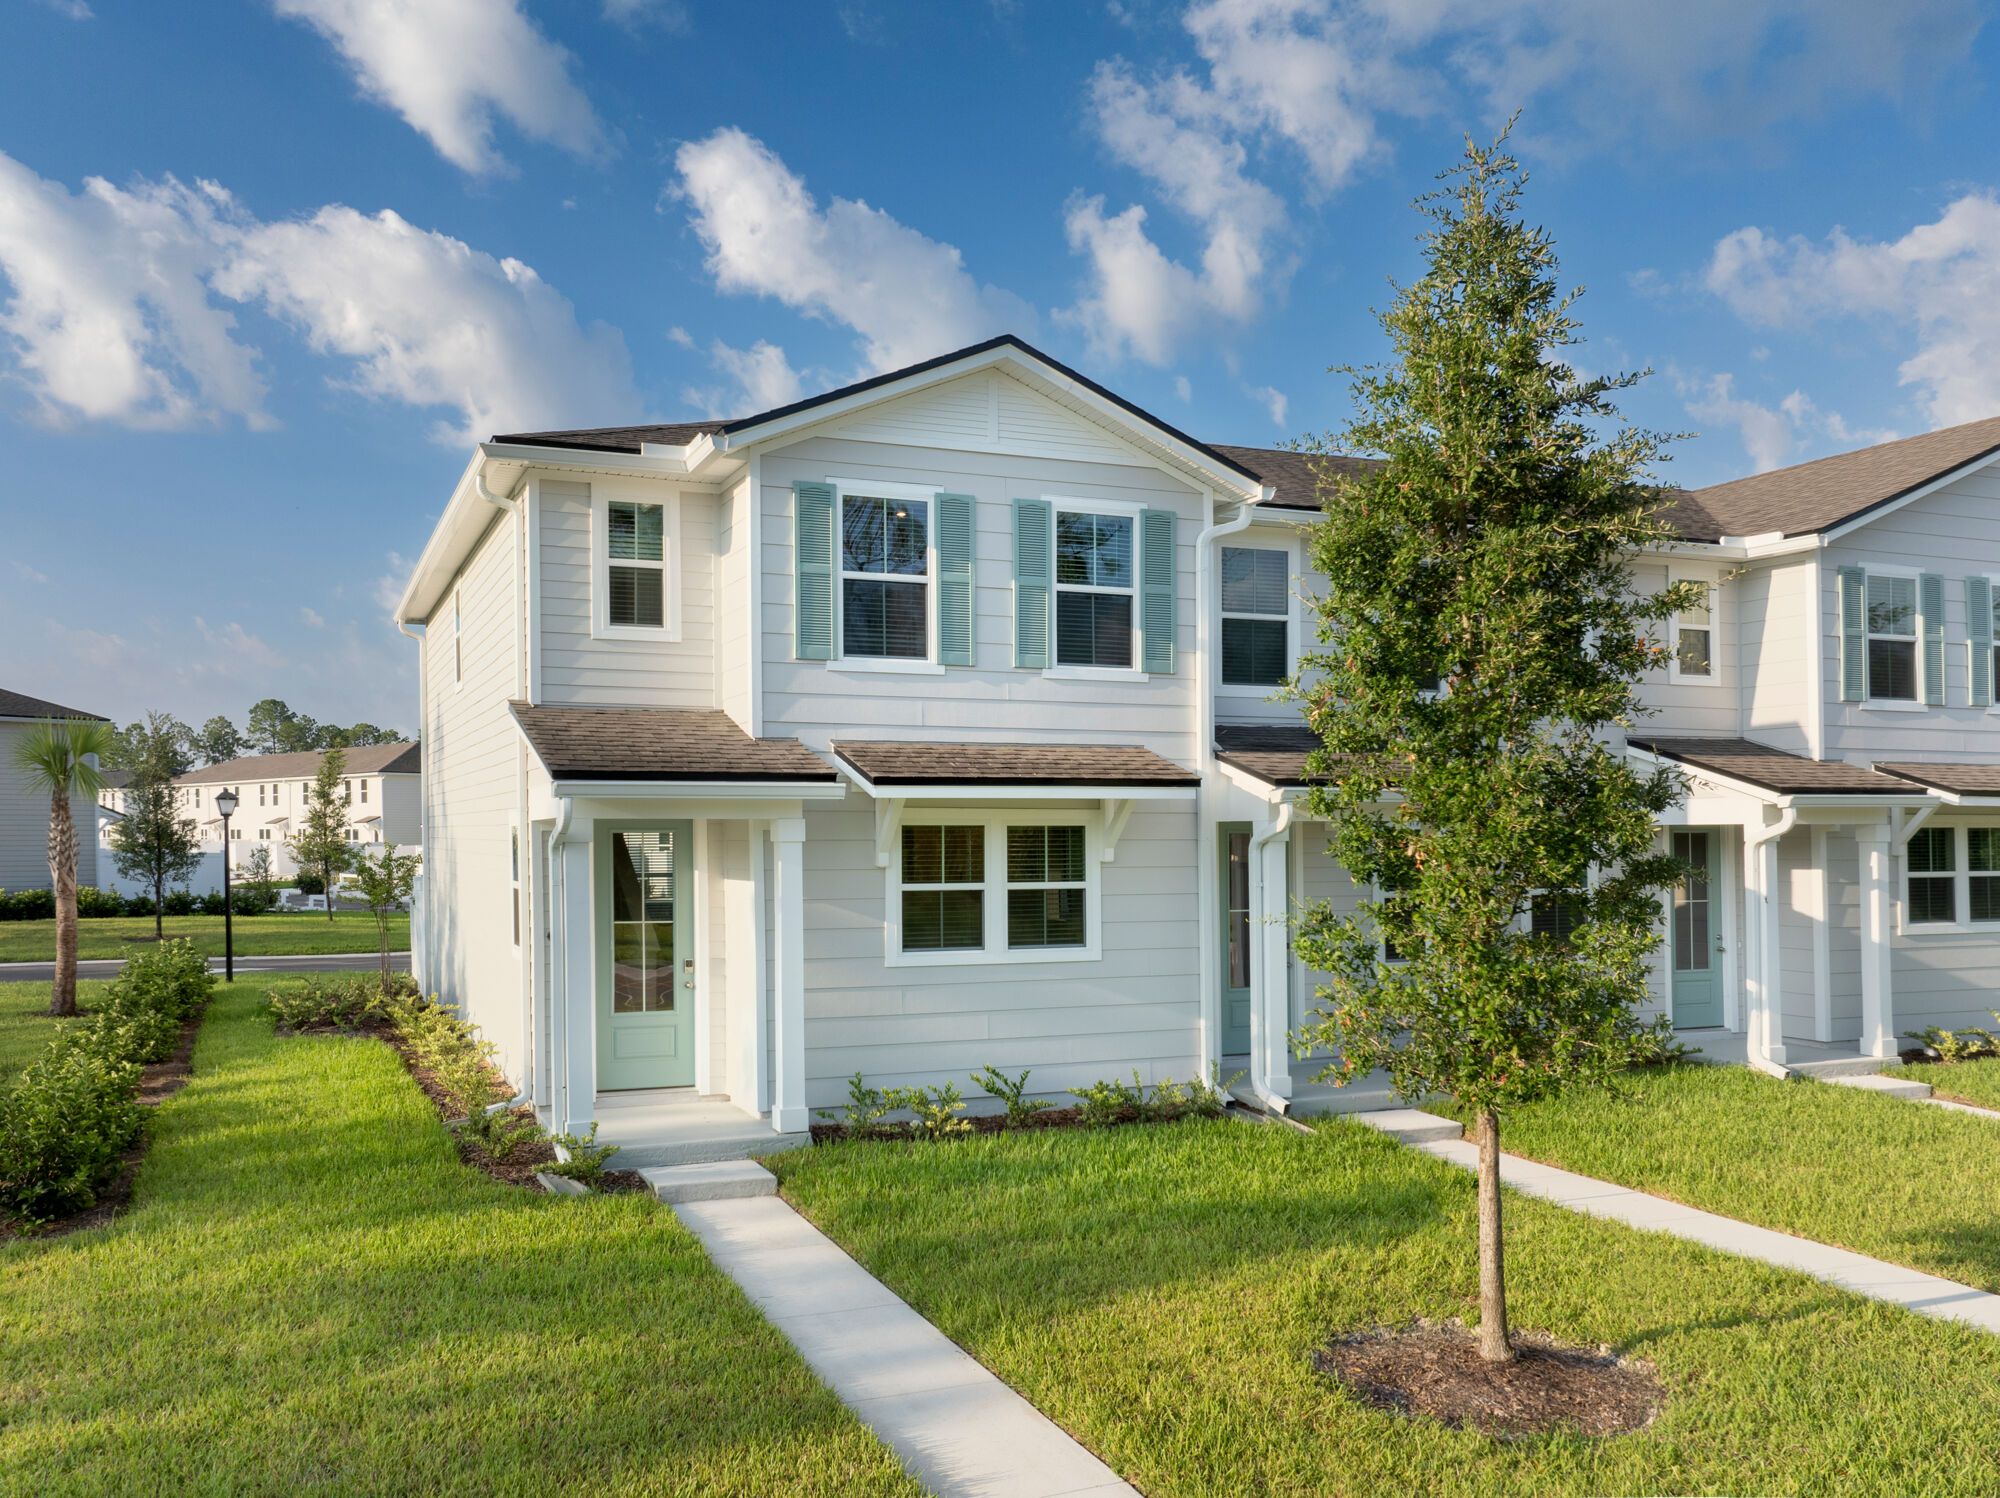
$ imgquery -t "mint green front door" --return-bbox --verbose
[597,823,695,1091]
[1669,829,1722,1029]
[1220,825,1252,1055]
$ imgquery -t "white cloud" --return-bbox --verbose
[695,339,802,416]
[36,0,93,18]
[13,560,50,584]
[1706,193,2000,427]
[666,324,695,349]
[299,606,326,628]
[0,154,266,429]
[193,616,285,671]
[673,128,1033,374]
[213,205,639,446]
[374,552,413,617]
[1680,371,1897,474]
[271,0,606,175]
[603,0,688,31]
[1245,382,1288,427]
[1173,374,1192,402]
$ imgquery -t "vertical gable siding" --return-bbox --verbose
[537,478,719,709]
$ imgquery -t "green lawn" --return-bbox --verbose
[774,1116,2000,1497]
[0,979,918,1496]
[1886,1056,2000,1111]
[1448,1063,2000,1294]
[0,977,117,1078]
[0,911,405,963]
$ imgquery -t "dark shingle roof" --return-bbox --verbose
[834,741,1197,788]
[1214,723,1333,788]
[177,742,422,785]
[1872,763,2000,798]
[1629,737,1921,796]
[490,421,725,453]
[510,703,834,782]
[1211,446,1380,510]
[1688,413,2000,539]
[0,687,107,721]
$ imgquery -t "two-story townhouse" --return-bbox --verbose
[396,334,2000,1164]
[0,687,106,894]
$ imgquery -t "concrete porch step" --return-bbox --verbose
[1790,1055,1895,1079]
[641,1160,779,1203]
[1348,1108,1466,1145]
[607,1130,810,1170]
[1824,1072,1933,1100]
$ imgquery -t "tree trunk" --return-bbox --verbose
[48,791,77,1018]
[153,873,164,940]
[325,861,336,921]
[1474,1107,1513,1363]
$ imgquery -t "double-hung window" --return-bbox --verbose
[1907,826,1957,924]
[1006,826,1088,948]
[1054,508,1135,669]
[1867,573,1919,702]
[899,825,984,951]
[841,493,930,659]
[1672,577,1714,681]
[890,814,1098,964]
[1971,829,2000,922]
[594,486,679,639]
[1220,546,1290,687]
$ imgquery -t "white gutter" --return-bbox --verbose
[1743,806,1798,1078]
[1246,800,1296,1112]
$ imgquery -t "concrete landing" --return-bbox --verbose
[592,1090,809,1169]
[1350,1108,1465,1145]
[1825,1072,1932,1100]
[642,1160,777,1203]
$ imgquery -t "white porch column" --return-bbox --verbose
[1858,822,1896,1058]
[769,816,808,1134]
[1249,808,1294,1104]
[556,819,595,1137]
[1756,831,1787,1069]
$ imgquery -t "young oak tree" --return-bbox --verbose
[109,711,203,942]
[351,844,421,991]
[1291,131,1696,1364]
[286,748,354,922]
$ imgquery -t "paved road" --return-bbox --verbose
[0,951,410,983]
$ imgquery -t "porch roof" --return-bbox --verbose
[1630,736,1921,796]
[833,739,1198,788]
[509,702,837,783]
[1212,723,1371,789]
[1872,762,2000,799]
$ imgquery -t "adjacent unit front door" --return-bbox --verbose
[598,823,695,1090]
[1220,824,1252,1055]
[1669,828,1723,1029]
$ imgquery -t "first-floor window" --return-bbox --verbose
[1972,829,2000,923]
[899,825,985,951]
[1055,509,1134,668]
[1908,826,1956,924]
[1006,825,1087,948]
[1530,892,1585,942]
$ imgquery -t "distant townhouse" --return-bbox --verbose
[394,333,2000,1166]
[0,686,107,893]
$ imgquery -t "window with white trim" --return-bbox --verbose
[1671,577,1714,681]
[841,492,930,659]
[1867,573,1918,702]
[360,779,368,805]
[1006,825,1088,948]
[1054,508,1135,668]
[1972,829,2000,923]
[899,825,984,951]
[1220,546,1289,687]
[1529,892,1585,942]
[607,499,667,629]
[1907,826,1956,924]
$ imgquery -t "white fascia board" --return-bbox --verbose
[1214,760,1288,802]
[548,779,847,801]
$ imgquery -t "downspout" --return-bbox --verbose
[1247,799,1296,1111]
[1743,806,1798,1079]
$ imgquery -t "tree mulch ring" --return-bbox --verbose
[1316,1321,1663,1438]
[2,1005,207,1242]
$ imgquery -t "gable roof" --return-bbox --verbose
[0,687,107,722]
[176,742,422,786]
[1686,412,2000,539]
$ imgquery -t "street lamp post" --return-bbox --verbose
[214,786,239,983]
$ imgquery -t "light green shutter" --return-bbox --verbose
[1920,571,1946,705]
[794,481,835,661]
[1969,576,1994,710]
[1140,508,1176,675]
[1837,566,1866,702]
[935,492,975,667]
[1013,499,1051,669]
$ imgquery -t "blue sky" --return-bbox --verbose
[2,0,1996,730]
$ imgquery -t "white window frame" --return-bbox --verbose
[1860,563,1923,710]
[1667,571,1720,686]
[1217,536,1298,696]
[591,481,683,642]
[1983,572,2000,717]
[883,808,1104,967]
[1046,493,1146,682]
[1898,821,2000,934]
[826,476,943,674]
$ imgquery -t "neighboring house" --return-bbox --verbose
[395,333,2000,1163]
[99,742,424,884]
[0,687,106,894]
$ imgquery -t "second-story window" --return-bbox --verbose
[608,500,667,629]
[1055,508,1134,668]
[1220,546,1289,686]
[1673,578,1713,680]
[1867,573,1918,701]
[360,779,368,805]
[841,493,930,659]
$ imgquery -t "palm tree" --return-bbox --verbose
[12,718,114,1016]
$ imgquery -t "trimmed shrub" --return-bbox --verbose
[0,889,57,922]
[94,940,215,1065]
[74,886,131,918]
[268,973,393,1032]
[161,890,197,917]
[0,1026,144,1221]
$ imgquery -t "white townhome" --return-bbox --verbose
[396,334,2000,1165]
[0,687,106,894]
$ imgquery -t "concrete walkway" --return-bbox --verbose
[671,1193,1136,1498]
[1354,1109,2000,1337]
[0,951,406,982]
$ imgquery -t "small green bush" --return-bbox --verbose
[1073,1073,1146,1127]
[268,973,392,1032]
[0,1026,144,1221]
[904,1082,971,1140]
[1073,1068,1237,1128]
[1905,1023,2000,1063]
[463,1103,539,1162]
[820,1072,901,1140]
[546,1125,619,1186]
[0,888,56,922]
[971,1065,1053,1126]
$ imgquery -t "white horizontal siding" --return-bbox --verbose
[1738,558,1814,755]
[1631,561,1741,736]
[0,721,96,891]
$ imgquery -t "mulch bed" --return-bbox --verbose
[2,1005,207,1242]
[1316,1321,1663,1438]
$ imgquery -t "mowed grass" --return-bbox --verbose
[1886,1056,2000,1111]
[1452,1063,2000,1293]
[0,978,119,1077]
[774,1116,2000,1497]
[0,911,406,962]
[0,979,919,1497]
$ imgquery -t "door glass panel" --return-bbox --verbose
[1226,832,1251,988]
[610,830,676,1013]
[1672,831,1710,973]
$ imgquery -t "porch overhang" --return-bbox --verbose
[1627,737,1935,817]
[511,702,841,801]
